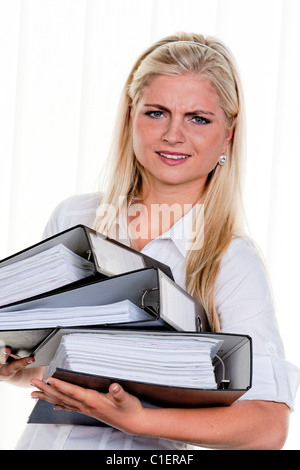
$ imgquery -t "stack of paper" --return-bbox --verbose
[48,332,223,389]
[0,244,95,307]
[0,300,152,330]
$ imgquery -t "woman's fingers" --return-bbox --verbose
[0,347,11,365]
[30,377,85,411]
[30,376,144,433]
[0,347,35,380]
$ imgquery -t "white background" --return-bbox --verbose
[0,0,299,450]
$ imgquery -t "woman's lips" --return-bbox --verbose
[156,151,191,165]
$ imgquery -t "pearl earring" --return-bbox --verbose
[218,155,226,166]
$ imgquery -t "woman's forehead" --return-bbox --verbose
[137,74,222,113]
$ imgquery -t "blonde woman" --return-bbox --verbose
[2,32,299,450]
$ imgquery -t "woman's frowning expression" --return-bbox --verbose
[131,73,233,199]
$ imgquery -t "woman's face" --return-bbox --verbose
[131,73,233,200]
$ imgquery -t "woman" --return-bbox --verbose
[1,32,299,450]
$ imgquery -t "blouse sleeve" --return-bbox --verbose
[42,193,99,239]
[215,237,300,410]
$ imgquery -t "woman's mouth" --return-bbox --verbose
[156,151,191,162]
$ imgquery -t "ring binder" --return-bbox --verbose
[28,330,252,426]
[0,225,174,309]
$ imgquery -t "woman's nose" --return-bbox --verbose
[161,118,185,144]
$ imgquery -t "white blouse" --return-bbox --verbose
[16,193,300,450]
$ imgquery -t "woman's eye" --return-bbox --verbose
[146,111,164,119]
[191,116,210,125]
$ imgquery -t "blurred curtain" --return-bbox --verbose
[0,0,299,449]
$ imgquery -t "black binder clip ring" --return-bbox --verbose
[141,287,159,314]
[196,315,202,332]
[215,354,231,390]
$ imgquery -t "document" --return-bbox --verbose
[0,244,95,307]
[48,331,223,390]
[0,299,152,330]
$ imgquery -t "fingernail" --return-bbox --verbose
[26,358,35,364]
[112,384,120,393]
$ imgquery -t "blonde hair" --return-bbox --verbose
[93,32,246,331]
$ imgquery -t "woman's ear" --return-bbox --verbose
[222,124,234,153]
[127,104,134,127]
[128,104,133,119]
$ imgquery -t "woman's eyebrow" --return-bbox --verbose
[144,104,169,111]
[143,103,215,116]
[185,109,215,117]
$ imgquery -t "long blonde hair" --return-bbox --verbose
[93,32,246,331]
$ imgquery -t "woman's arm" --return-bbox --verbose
[139,397,289,450]
[30,377,290,450]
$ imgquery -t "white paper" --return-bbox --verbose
[48,332,223,389]
[0,299,152,330]
[0,244,95,307]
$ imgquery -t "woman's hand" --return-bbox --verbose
[0,347,35,383]
[29,375,289,449]
[30,377,146,433]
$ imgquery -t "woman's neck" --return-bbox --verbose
[128,184,203,251]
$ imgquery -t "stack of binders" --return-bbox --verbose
[0,225,252,425]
